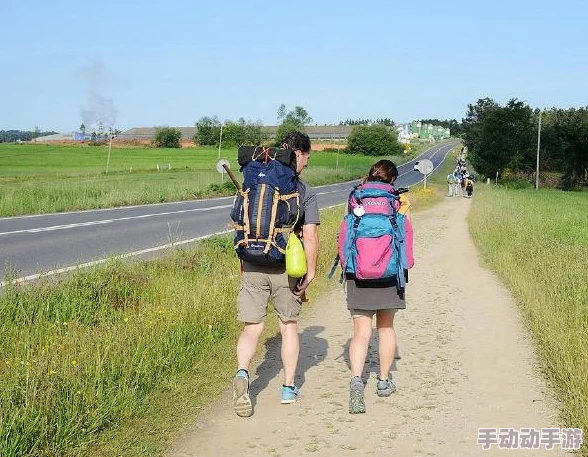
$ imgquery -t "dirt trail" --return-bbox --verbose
[168,196,567,456]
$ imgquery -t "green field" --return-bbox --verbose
[0,143,415,217]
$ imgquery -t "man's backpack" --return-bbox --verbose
[329,182,414,294]
[230,146,300,265]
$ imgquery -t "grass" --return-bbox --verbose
[468,185,588,456]
[0,143,417,217]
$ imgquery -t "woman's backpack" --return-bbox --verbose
[230,146,300,265]
[329,182,414,295]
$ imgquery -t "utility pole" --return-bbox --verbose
[536,111,542,190]
[217,124,223,160]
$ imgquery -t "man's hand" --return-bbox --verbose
[294,275,313,297]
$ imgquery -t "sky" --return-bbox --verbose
[1,0,586,133]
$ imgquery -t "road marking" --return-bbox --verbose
[0,204,233,236]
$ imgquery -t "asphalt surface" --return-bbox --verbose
[0,142,457,286]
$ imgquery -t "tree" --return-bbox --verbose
[275,105,313,146]
[541,107,588,189]
[194,116,221,146]
[154,127,182,148]
[347,125,403,156]
[221,118,266,147]
[462,98,535,179]
[80,123,86,134]
[32,126,40,139]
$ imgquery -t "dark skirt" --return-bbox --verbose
[345,278,406,311]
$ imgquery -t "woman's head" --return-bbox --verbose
[364,159,398,184]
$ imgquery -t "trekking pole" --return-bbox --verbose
[222,163,241,191]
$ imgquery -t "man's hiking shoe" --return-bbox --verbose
[349,377,366,414]
[280,385,300,404]
[376,377,396,397]
[232,371,253,417]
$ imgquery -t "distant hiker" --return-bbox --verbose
[447,173,456,196]
[465,177,474,198]
[229,131,320,417]
[331,160,414,414]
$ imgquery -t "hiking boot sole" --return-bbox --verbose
[233,376,253,417]
[349,382,366,414]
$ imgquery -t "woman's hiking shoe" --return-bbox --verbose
[349,377,366,414]
[280,385,300,404]
[232,370,253,417]
[376,377,396,397]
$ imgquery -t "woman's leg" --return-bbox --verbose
[375,310,396,380]
[349,315,373,377]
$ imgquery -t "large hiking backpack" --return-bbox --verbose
[329,182,414,294]
[230,146,300,265]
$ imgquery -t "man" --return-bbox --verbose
[447,172,455,197]
[232,131,320,417]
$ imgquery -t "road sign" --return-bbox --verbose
[216,159,230,174]
[418,159,433,175]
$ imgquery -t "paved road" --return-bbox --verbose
[0,142,457,286]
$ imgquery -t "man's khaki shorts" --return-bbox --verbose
[237,262,302,323]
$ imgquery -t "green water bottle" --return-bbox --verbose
[285,233,307,278]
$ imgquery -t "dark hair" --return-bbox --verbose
[363,159,398,184]
[281,131,311,153]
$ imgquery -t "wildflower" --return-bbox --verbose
[124,317,129,323]
[4,359,10,366]
[49,369,56,376]
[71,360,77,366]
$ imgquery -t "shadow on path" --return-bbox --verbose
[249,325,328,405]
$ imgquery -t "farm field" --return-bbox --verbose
[0,143,417,217]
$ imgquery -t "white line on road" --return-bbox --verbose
[0,204,233,236]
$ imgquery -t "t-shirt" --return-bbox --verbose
[295,180,320,228]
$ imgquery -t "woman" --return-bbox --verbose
[344,159,414,414]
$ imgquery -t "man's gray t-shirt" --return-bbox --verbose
[296,180,320,228]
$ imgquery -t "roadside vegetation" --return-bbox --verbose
[469,184,588,456]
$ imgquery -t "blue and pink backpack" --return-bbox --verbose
[329,181,414,294]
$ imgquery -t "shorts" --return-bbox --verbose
[350,308,398,319]
[237,262,302,323]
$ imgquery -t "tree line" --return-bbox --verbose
[462,98,588,190]
[0,129,58,143]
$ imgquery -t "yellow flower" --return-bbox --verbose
[71,360,77,366]
[124,317,129,323]
[49,369,56,376]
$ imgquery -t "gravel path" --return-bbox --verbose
[168,196,567,456]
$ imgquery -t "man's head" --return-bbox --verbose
[281,131,311,175]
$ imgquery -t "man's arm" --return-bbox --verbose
[294,222,318,296]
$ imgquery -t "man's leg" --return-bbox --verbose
[233,322,264,417]
[237,322,265,371]
[278,319,299,387]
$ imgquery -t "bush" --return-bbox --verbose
[347,125,403,156]
[154,127,182,148]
